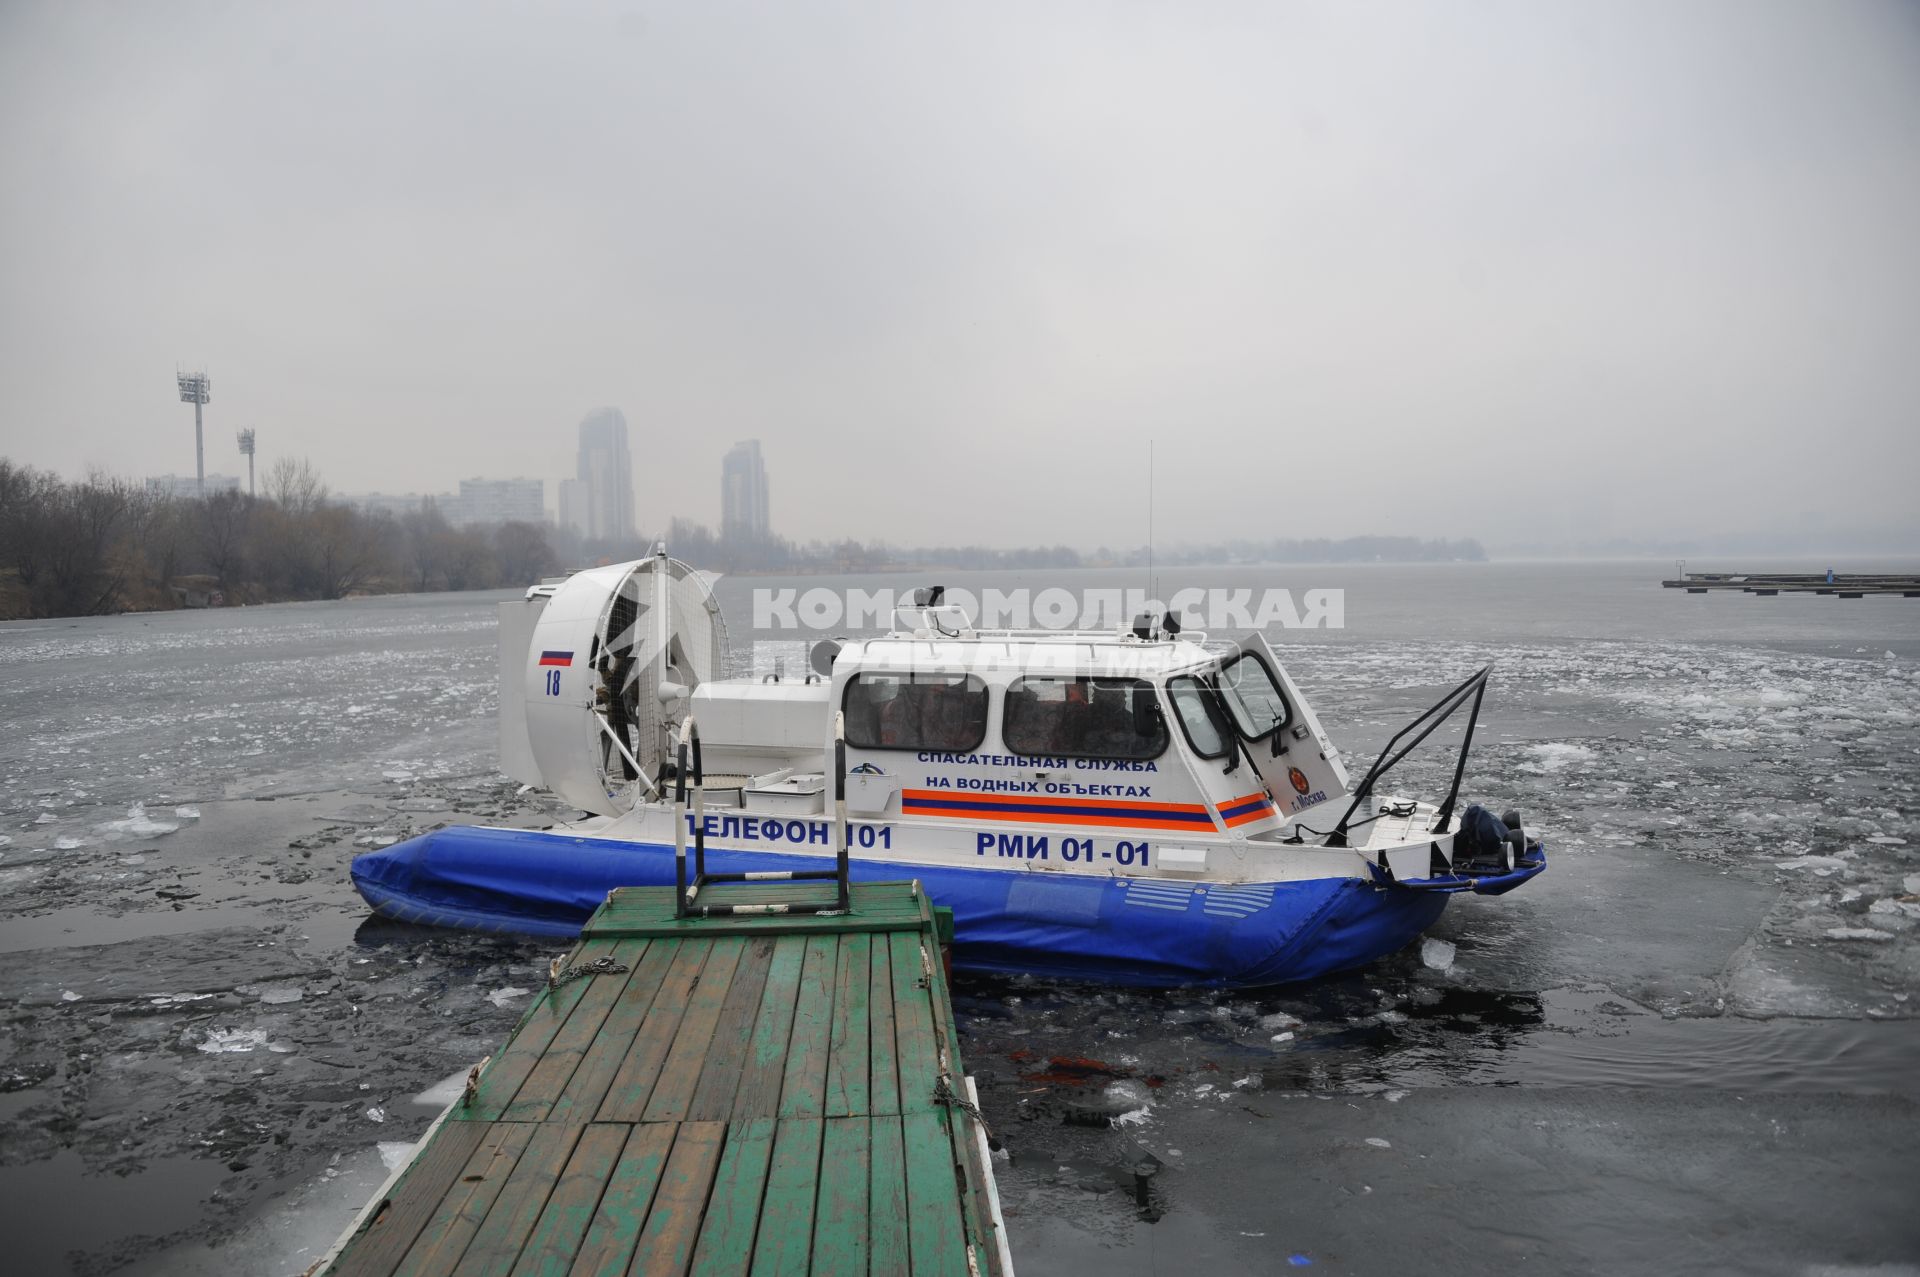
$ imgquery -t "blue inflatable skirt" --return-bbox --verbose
[349,825,1476,988]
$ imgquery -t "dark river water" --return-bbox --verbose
[1,559,1916,1275]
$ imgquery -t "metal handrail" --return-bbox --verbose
[1324,665,1491,848]
[672,713,852,918]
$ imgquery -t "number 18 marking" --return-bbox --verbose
[544,669,562,696]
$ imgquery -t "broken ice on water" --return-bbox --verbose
[196,1028,271,1054]
[96,804,180,840]
[1520,743,1595,774]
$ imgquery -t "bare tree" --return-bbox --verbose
[195,489,252,590]
[265,456,329,517]
[136,494,190,593]
[441,526,493,592]
[310,504,387,599]
[0,461,54,591]
[494,521,556,587]
[0,469,141,616]
[399,502,456,592]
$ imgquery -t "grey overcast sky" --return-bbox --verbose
[2,0,1916,550]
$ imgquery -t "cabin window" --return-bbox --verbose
[1003,677,1168,761]
[1218,651,1291,740]
[1166,675,1233,759]
[842,672,988,752]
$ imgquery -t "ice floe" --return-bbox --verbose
[1520,743,1596,774]
[1421,938,1457,971]
[97,804,181,839]
[198,1028,271,1054]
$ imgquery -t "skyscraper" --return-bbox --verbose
[721,439,770,542]
[555,478,588,537]
[576,408,635,542]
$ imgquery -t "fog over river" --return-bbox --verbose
[1,560,1915,1275]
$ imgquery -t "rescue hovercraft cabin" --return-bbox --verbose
[352,553,1545,987]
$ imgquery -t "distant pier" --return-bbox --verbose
[1662,571,1920,599]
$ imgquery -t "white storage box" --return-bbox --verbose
[844,773,899,816]
[744,772,827,815]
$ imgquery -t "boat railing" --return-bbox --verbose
[1323,664,1491,848]
[880,624,1211,645]
[671,713,852,917]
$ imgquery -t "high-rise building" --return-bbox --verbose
[576,408,635,542]
[556,478,588,537]
[721,440,770,542]
[451,477,546,527]
[341,491,444,519]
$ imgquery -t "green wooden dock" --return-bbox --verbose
[317,880,1011,1276]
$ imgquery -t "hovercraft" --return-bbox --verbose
[352,552,1544,987]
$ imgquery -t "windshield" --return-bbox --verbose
[1217,650,1291,740]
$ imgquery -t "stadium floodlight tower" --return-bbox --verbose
[236,428,256,496]
[176,370,211,498]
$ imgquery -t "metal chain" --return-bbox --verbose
[547,954,630,992]
[933,1073,994,1145]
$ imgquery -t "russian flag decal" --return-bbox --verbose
[538,650,574,667]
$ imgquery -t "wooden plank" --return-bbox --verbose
[687,1118,777,1276]
[947,1076,1004,1276]
[544,936,680,1126]
[749,1118,824,1276]
[888,931,940,1114]
[641,938,748,1122]
[449,1122,586,1276]
[593,912,925,939]
[592,938,713,1124]
[823,933,872,1119]
[901,1109,970,1276]
[593,881,918,915]
[586,883,928,939]
[867,1116,909,1276]
[584,892,874,925]
[809,1117,870,1277]
[392,1122,538,1276]
[685,937,778,1122]
[728,935,808,1121]
[506,1123,628,1277]
[630,1121,728,1277]
[502,939,653,1122]
[776,935,840,1119]
[326,1120,490,1277]
[867,928,900,1118]
[565,1123,677,1277]
[462,938,626,1121]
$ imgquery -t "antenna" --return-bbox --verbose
[236,428,256,497]
[1147,438,1156,611]
[177,370,211,498]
